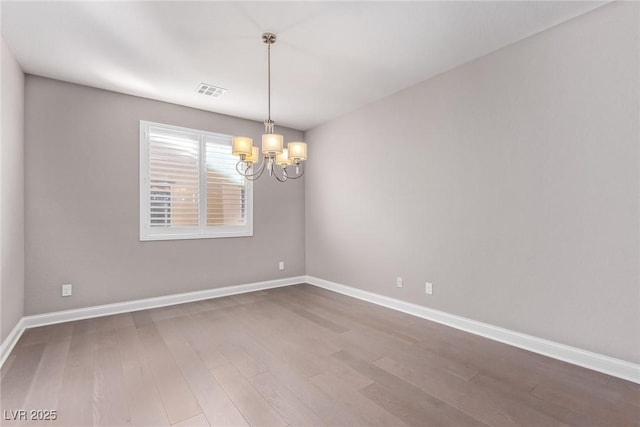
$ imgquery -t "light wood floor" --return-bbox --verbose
[1,284,638,427]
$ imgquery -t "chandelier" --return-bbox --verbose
[232,33,307,182]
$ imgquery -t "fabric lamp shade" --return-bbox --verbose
[287,142,307,161]
[245,146,260,164]
[276,148,292,166]
[262,133,283,154]
[232,136,253,156]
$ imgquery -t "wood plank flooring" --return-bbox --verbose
[1,284,638,426]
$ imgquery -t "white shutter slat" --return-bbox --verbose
[149,193,199,199]
[149,126,200,143]
[205,198,244,205]
[149,148,198,158]
[150,163,200,172]
[149,156,199,164]
[150,178,199,186]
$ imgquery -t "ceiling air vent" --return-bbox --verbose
[197,83,226,97]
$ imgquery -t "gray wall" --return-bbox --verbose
[25,76,305,315]
[1,38,25,342]
[305,1,639,364]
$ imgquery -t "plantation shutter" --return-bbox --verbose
[140,121,253,240]
[205,134,248,227]
[147,126,200,227]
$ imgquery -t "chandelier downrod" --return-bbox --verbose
[263,33,276,124]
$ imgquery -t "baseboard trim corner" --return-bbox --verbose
[304,275,640,384]
[0,318,25,368]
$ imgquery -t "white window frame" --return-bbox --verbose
[140,120,253,241]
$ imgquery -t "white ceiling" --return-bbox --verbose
[1,1,606,131]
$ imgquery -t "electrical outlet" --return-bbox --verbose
[279,261,285,271]
[425,282,433,295]
[62,283,73,297]
[396,277,403,288]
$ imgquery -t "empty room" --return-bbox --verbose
[1,1,639,426]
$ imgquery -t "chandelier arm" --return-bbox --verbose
[244,165,264,181]
[235,161,255,177]
[286,171,304,179]
[284,163,305,179]
[274,174,287,183]
[272,165,289,182]
[235,161,250,177]
[246,158,267,180]
[289,163,304,179]
[235,154,267,179]
[246,164,266,181]
[256,159,268,179]
[250,154,266,173]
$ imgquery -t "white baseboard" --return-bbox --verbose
[305,275,640,384]
[22,276,305,329]
[1,276,305,367]
[4,274,638,384]
[0,317,25,368]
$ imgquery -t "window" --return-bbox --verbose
[140,121,252,240]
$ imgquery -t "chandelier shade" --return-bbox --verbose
[231,33,306,182]
[287,142,307,162]
[231,136,253,157]
[276,148,292,167]
[262,133,284,155]
[245,146,260,164]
